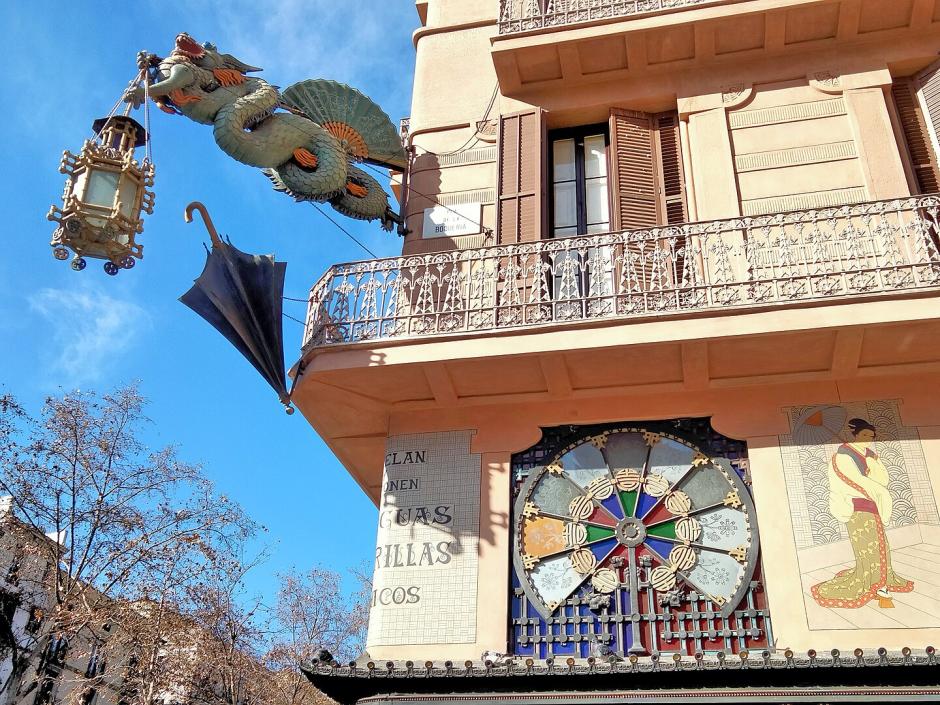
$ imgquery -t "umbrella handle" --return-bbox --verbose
[184,201,222,248]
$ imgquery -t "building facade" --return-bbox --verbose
[298,0,940,701]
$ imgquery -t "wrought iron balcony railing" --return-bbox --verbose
[498,0,723,34]
[303,195,940,349]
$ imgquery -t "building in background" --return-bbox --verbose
[298,0,940,702]
[0,500,120,705]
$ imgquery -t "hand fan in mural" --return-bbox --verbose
[793,405,847,446]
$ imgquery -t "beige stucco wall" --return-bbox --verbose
[362,372,940,660]
[344,0,940,660]
[402,0,940,253]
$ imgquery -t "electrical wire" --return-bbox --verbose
[409,83,498,158]
[360,162,493,240]
[282,312,307,326]
[310,202,379,258]
[282,295,309,303]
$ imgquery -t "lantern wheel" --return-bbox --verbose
[70,257,87,272]
[52,247,69,261]
[64,218,82,234]
[120,256,136,269]
[103,261,120,276]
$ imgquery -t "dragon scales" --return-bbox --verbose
[124,33,407,230]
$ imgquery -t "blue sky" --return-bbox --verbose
[0,2,418,599]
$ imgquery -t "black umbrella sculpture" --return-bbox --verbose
[180,202,295,413]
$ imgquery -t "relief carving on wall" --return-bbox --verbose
[721,83,753,109]
[809,71,844,94]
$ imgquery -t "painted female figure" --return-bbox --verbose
[811,418,914,609]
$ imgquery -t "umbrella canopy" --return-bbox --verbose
[180,202,291,409]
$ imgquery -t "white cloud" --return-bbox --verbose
[29,284,149,388]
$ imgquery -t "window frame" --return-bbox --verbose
[548,123,611,239]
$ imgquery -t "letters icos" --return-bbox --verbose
[372,585,421,606]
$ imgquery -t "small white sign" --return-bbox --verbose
[422,202,482,238]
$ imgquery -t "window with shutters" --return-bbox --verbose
[550,125,611,237]
[608,109,688,230]
[892,67,940,194]
[548,125,612,306]
[609,109,689,294]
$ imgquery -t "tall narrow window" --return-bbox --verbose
[550,126,610,237]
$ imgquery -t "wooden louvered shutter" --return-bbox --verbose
[609,109,658,230]
[497,109,546,244]
[609,109,688,229]
[892,78,940,194]
[653,112,688,225]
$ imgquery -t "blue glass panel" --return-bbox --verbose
[589,537,618,563]
[599,494,624,519]
[644,537,674,560]
[635,491,658,518]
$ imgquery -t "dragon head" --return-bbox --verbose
[170,32,262,75]
[173,32,206,59]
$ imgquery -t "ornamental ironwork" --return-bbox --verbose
[509,419,771,658]
[497,0,728,34]
[302,195,940,349]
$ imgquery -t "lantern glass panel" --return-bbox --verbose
[85,169,120,207]
[118,176,140,219]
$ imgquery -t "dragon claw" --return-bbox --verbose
[346,181,368,198]
[292,148,319,169]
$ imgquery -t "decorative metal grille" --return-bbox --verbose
[303,195,940,350]
[509,419,772,659]
[498,0,728,34]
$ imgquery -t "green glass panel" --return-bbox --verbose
[647,521,677,539]
[619,490,638,517]
[586,525,615,542]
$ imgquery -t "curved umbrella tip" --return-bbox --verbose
[184,201,222,248]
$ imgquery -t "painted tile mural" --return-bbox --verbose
[779,400,940,630]
[366,430,481,646]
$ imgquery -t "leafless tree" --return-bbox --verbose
[0,385,257,705]
[263,566,370,705]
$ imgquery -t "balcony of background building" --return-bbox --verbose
[303,195,940,350]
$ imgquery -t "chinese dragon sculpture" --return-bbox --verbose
[124,33,407,230]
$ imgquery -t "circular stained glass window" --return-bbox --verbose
[512,427,759,621]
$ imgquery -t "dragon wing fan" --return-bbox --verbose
[282,79,407,170]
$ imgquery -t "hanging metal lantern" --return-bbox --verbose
[47,70,155,275]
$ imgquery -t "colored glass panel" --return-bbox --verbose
[588,506,617,527]
[598,494,624,519]
[647,520,677,539]
[644,537,675,560]
[606,432,648,473]
[589,537,618,563]
[619,490,638,516]
[531,473,582,517]
[642,502,674,526]
[561,444,608,490]
[648,438,696,485]
[586,525,615,542]
[523,516,567,557]
[634,491,658,517]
